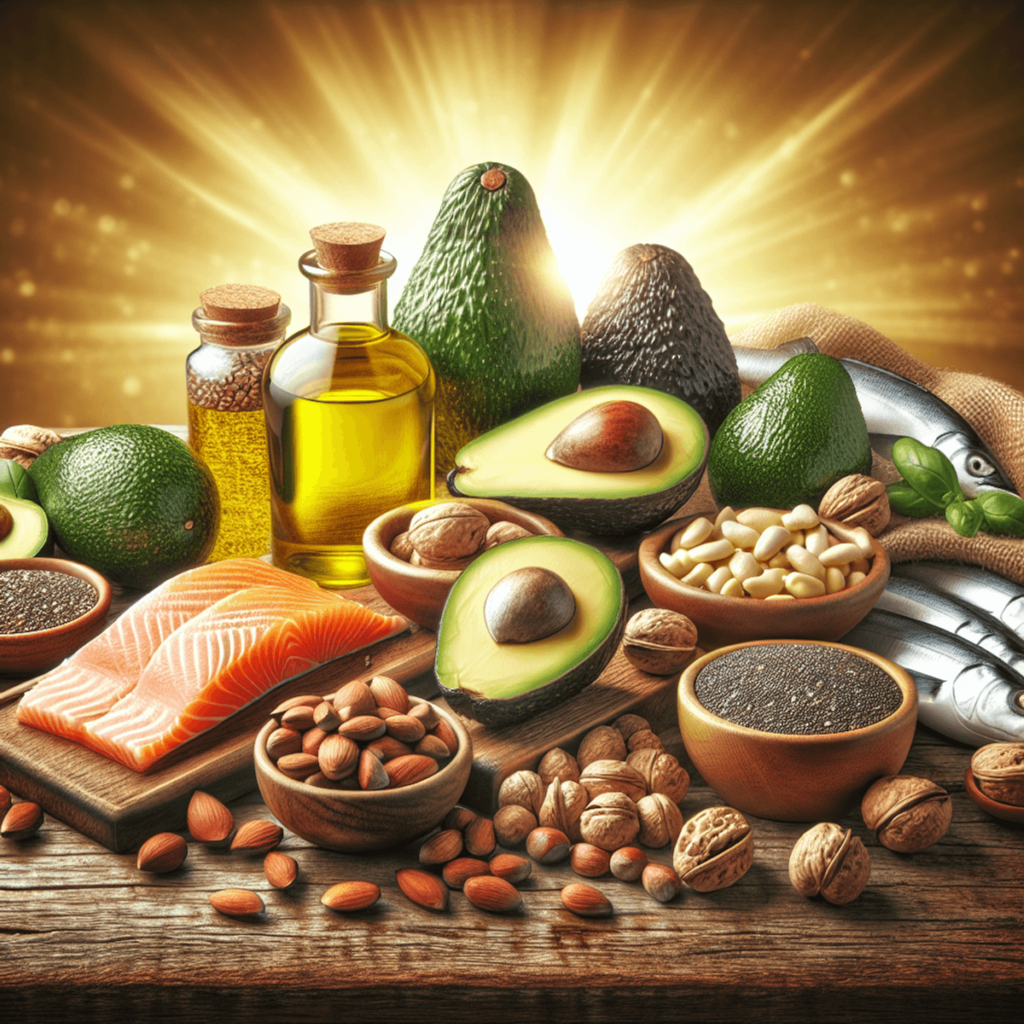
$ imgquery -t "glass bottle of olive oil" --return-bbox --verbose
[187,284,291,561]
[262,223,435,588]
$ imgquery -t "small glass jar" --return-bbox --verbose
[187,285,291,561]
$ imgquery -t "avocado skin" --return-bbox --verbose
[393,161,581,471]
[707,353,872,510]
[580,244,741,435]
[436,574,627,729]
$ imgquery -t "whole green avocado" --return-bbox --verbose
[393,161,581,470]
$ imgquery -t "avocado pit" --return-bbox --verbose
[484,566,576,644]
[545,400,663,473]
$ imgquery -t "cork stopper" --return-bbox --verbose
[200,284,281,323]
[309,222,386,272]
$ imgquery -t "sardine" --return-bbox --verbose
[842,608,1024,746]
[876,575,1024,681]
[732,338,1016,498]
[891,561,1024,643]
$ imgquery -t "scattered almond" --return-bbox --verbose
[443,805,479,831]
[0,784,11,818]
[186,790,235,846]
[488,853,532,885]
[642,863,682,903]
[526,826,570,864]
[395,867,449,912]
[137,832,188,873]
[230,819,283,855]
[1,801,43,840]
[571,843,611,878]
[561,882,613,918]
[209,888,264,917]
[419,828,464,866]
[264,851,298,889]
[442,856,491,889]
[464,874,523,914]
[609,846,648,882]
[321,880,381,912]
[463,815,496,857]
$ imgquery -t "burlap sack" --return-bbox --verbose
[729,303,1024,584]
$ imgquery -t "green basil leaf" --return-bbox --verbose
[886,480,944,518]
[945,499,984,537]
[0,459,38,503]
[973,490,1024,538]
[890,437,963,507]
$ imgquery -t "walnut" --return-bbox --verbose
[484,521,533,549]
[789,822,871,905]
[971,742,1024,806]
[390,531,415,561]
[538,778,587,842]
[493,804,537,847]
[626,749,690,803]
[817,474,890,536]
[407,502,489,560]
[0,424,62,468]
[621,608,698,676]
[579,759,647,803]
[861,775,952,853]
[579,791,640,852]
[537,747,580,788]
[672,806,753,892]
[636,793,684,849]
[626,729,664,754]
[611,714,650,744]
[497,770,545,817]
[576,725,626,769]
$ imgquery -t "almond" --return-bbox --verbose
[464,874,523,914]
[209,888,264,917]
[561,882,613,918]
[463,815,496,857]
[409,701,440,730]
[442,856,491,889]
[230,819,283,855]
[376,706,403,720]
[338,715,387,743]
[414,735,451,760]
[443,806,479,832]
[526,826,570,864]
[321,880,381,912]
[488,853,532,885]
[642,863,682,903]
[1,801,43,840]
[187,790,235,846]
[571,843,611,878]
[270,694,321,724]
[332,680,377,717]
[137,832,188,873]
[318,733,359,780]
[385,714,427,745]
[301,726,331,757]
[0,784,11,818]
[395,867,449,911]
[358,748,390,790]
[364,735,414,762]
[276,752,321,780]
[304,771,343,789]
[313,700,341,732]
[609,846,648,882]
[386,754,439,789]
[264,851,298,889]
[369,675,410,714]
[432,718,459,753]
[280,704,317,732]
[419,828,464,866]
[265,726,303,761]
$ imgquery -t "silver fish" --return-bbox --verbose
[876,575,1024,681]
[732,338,1016,498]
[892,561,1024,643]
[842,608,1024,746]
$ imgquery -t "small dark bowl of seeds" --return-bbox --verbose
[677,639,918,822]
[1,558,112,676]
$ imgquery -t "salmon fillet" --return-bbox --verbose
[16,559,320,742]
[81,584,405,771]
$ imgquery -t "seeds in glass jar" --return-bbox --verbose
[0,569,99,634]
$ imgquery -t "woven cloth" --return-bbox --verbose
[726,303,1024,584]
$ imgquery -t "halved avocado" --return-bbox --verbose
[435,535,626,728]
[0,496,53,558]
[447,385,708,536]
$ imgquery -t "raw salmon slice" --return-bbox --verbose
[16,559,319,743]
[81,584,406,772]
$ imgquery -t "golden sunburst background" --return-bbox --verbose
[1,0,1022,428]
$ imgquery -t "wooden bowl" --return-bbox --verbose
[639,512,890,647]
[254,696,473,853]
[677,640,918,822]
[0,558,113,676]
[964,767,1024,825]
[363,498,563,632]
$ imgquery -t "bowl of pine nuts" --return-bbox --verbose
[638,505,890,648]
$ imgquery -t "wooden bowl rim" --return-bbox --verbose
[964,765,1024,824]
[253,694,472,804]
[0,557,113,645]
[639,510,890,617]
[678,638,919,745]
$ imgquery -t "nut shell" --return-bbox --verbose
[626,749,690,803]
[498,770,546,817]
[861,775,952,853]
[818,474,890,536]
[971,743,1024,806]
[493,804,537,847]
[636,792,684,849]
[537,747,581,787]
[578,791,640,852]
[539,778,587,842]
[577,726,627,769]
[579,760,647,804]
[789,823,871,905]
[622,608,698,675]
[672,806,753,892]
[408,502,489,560]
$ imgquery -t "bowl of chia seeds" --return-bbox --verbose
[677,639,918,822]
[1,558,113,676]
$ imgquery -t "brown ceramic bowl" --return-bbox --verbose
[0,558,113,676]
[254,696,473,853]
[363,498,564,631]
[639,511,890,647]
[677,640,918,822]
[964,767,1024,825]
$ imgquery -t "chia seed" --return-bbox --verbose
[695,643,903,735]
[0,569,99,635]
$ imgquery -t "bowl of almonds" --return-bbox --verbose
[362,498,563,631]
[253,676,473,853]
[638,504,890,647]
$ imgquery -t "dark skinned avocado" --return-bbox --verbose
[435,536,626,728]
[448,385,709,536]
[392,161,580,471]
[580,243,741,435]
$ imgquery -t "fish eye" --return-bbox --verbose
[967,453,996,477]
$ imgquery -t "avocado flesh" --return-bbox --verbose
[0,496,52,558]
[436,536,626,727]
[393,161,580,472]
[448,386,708,536]
[581,243,741,435]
